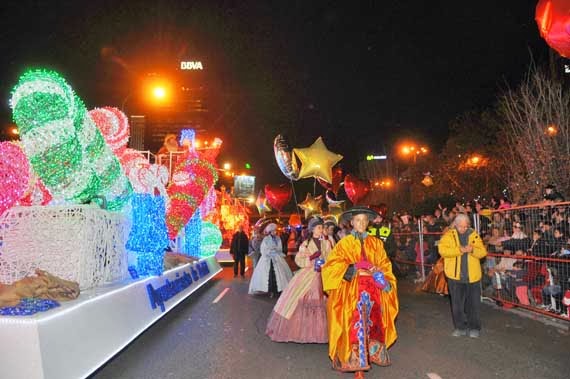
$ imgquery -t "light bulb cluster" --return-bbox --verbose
[10,69,132,210]
[126,194,168,276]
[0,142,30,216]
[200,221,223,257]
[88,107,129,155]
[166,156,218,239]
[199,187,217,218]
[184,208,202,256]
[120,148,169,197]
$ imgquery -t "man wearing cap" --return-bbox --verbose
[367,212,400,277]
[322,206,399,378]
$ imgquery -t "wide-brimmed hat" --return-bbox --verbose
[340,206,379,224]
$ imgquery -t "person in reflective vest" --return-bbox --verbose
[368,213,400,277]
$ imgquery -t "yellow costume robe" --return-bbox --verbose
[322,234,399,366]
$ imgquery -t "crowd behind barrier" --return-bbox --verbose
[388,200,570,321]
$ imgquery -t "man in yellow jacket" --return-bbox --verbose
[322,206,399,379]
[438,213,487,338]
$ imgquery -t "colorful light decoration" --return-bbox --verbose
[88,107,130,155]
[10,69,132,210]
[0,142,31,216]
[184,208,202,256]
[179,129,196,149]
[199,187,217,218]
[19,171,53,206]
[126,194,168,276]
[166,156,218,239]
[200,221,223,257]
[119,148,169,197]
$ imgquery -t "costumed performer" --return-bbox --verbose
[322,206,399,378]
[421,257,448,295]
[266,216,335,343]
[248,223,293,298]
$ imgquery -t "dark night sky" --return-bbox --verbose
[0,0,549,186]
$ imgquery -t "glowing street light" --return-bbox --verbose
[10,127,19,136]
[546,124,558,136]
[152,86,166,99]
[223,162,231,170]
[399,142,428,163]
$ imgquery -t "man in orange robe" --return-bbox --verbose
[322,206,399,378]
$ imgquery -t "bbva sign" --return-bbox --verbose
[180,61,204,70]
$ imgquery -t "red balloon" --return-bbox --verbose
[264,184,292,211]
[288,213,302,227]
[317,166,344,195]
[344,174,370,205]
[536,0,570,58]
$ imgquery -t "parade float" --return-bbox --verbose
[0,70,223,379]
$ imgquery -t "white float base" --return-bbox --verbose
[0,256,221,379]
[215,248,234,263]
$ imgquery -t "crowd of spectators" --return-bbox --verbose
[385,190,570,316]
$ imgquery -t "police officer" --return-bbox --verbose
[368,211,401,277]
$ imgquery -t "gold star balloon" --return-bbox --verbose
[293,137,343,184]
[255,190,272,216]
[298,193,323,219]
[327,203,344,222]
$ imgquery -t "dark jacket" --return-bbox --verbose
[230,231,249,258]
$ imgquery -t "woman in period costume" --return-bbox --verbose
[322,206,399,379]
[266,217,335,343]
[248,223,293,298]
[421,257,449,295]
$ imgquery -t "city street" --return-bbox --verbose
[92,266,570,379]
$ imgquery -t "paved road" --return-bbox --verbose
[92,266,570,379]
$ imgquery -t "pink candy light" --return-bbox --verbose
[0,142,31,216]
[89,107,130,155]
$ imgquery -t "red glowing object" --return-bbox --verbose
[264,184,292,212]
[536,0,570,58]
[344,174,371,205]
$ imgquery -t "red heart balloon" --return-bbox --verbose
[264,184,292,211]
[344,174,370,205]
[317,166,344,195]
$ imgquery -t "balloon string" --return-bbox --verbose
[290,179,301,218]
[313,178,317,197]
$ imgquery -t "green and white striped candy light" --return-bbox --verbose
[10,69,132,210]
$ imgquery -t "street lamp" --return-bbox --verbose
[399,143,429,164]
[153,86,166,99]
[546,124,558,136]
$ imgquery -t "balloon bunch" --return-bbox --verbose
[274,135,343,184]
[10,69,132,210]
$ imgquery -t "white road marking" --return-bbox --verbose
[427,373,443,379]
[212,288,230,304]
